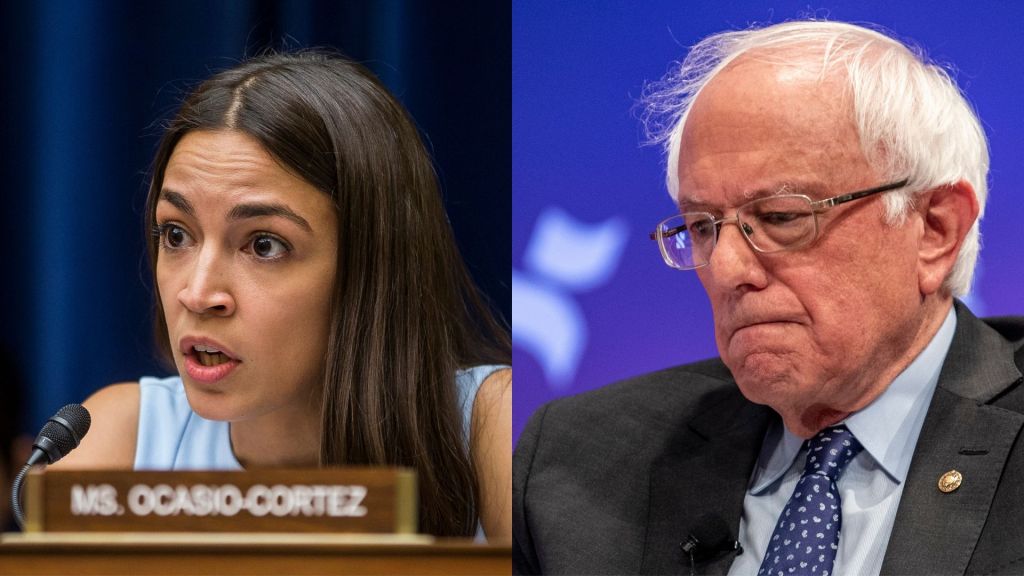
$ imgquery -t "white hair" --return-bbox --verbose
[641,20,988,296]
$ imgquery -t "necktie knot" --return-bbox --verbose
[803,425,862,481]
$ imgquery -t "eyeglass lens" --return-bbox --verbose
[660,195,818,269]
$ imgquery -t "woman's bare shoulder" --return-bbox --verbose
[471,367,512,540]
[474,368,511,413]
[50,382,140,470]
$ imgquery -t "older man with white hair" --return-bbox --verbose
[514,20,1024,575]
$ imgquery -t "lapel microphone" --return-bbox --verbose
[680,513,743,575]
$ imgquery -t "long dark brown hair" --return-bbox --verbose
[144,51,511,536]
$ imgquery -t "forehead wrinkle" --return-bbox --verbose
[169,153,275,185]
[679,180,830,211]
[165,138,282,190]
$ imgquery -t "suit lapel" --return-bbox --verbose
[881,304,1024,575]
[641,389,773,574]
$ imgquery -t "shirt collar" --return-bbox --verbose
[750,306,957,493]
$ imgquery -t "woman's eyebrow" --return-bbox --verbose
[159,189,312,232]
[159,189,196,217]
[227,202,312,232]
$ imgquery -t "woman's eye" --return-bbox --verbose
[156,223,194,249]
[249,234,290,259]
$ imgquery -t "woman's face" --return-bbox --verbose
[155,129,337,423]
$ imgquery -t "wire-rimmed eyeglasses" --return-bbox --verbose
[649,179,908,270]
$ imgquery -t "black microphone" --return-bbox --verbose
[680,513,742,575]
[11,404,92,529]
[25,403,92,466]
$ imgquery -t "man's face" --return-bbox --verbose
[678,58,928,437]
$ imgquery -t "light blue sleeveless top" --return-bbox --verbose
[134,365,507,470]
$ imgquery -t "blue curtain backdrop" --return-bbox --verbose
[0,1,510,432]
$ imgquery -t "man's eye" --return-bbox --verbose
[758,212,806,226]
[689,220,715,238]
[249,234,290,259]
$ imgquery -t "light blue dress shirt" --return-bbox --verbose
[727,307,957,576]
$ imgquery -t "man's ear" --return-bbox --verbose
[917,181,980,295]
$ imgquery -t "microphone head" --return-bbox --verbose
[691,514,730,548]
[54,403,92,436]
[33,403,92,464]
[681,513,733,558]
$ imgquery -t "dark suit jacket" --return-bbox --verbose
[513,303,1024,575]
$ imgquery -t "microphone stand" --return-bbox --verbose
[11,462,33,530]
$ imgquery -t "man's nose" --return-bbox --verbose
[176,250,236,316]
[703,221,768,291]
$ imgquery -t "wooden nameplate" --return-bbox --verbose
[25,467,417,534]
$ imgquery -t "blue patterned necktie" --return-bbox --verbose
[757,425,863,576]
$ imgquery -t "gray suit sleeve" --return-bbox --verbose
[513,403,549,575]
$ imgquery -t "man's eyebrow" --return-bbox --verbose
[227,202,312,232]
[158,189,313,232]
[677,197,714,212]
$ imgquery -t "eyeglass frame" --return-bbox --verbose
[648,179,909,270]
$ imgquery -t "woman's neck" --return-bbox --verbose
[228,402,321,468]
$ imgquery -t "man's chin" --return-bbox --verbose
[728,353,801,404]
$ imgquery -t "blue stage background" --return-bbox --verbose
[514,2,1024,442]
[0,1,510,433]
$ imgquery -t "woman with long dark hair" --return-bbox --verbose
[55,52,512,539]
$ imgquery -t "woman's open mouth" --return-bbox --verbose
[182,342,241,383]
[194,345,232,367]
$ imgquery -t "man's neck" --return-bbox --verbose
[784,296,955,438]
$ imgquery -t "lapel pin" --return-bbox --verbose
[938,469,963,493]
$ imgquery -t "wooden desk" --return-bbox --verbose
[0,532,511,575]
